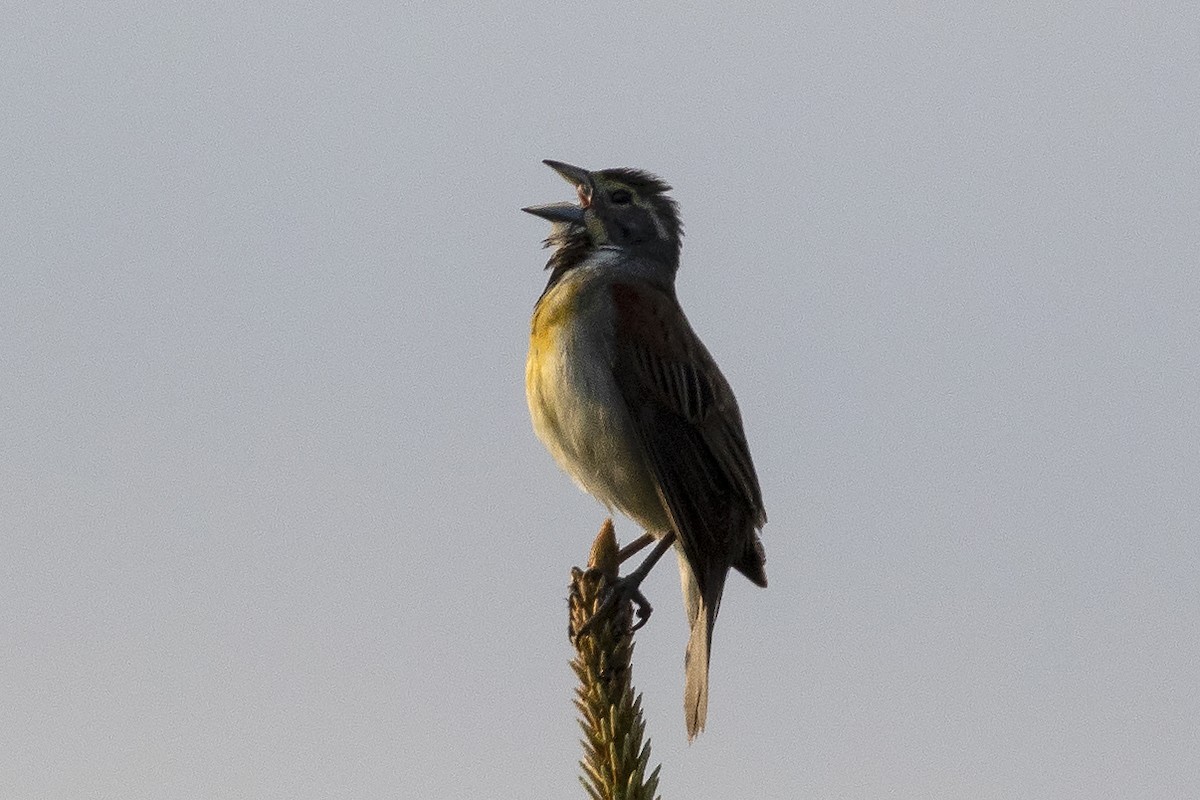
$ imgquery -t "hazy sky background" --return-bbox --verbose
[4,3,1198,798]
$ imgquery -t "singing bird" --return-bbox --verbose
[523,160,767,739]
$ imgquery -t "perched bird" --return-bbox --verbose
[523,160,767,739]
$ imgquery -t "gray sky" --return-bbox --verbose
[3,3,1198,798]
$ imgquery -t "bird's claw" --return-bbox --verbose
[628,588,652,631]
[572,573,655,641]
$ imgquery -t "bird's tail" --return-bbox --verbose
[682,559,726,741]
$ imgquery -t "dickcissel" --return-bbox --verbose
[523,160,767,739]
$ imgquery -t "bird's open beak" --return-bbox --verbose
[521,201,585,224]
[542,159,591,191]
[522,159,592,223]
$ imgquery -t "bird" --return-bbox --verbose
[523,160,767,739]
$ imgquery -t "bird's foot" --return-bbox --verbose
[571,572,654,641]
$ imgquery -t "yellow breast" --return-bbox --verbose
[525,272,670,532]
[527,276,580,442]
[529,276,580,349]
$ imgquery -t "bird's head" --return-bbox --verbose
[523,160,682,270]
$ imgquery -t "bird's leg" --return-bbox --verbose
[617,532,675,630]
[617,532,655,564]
[574,532,676,639]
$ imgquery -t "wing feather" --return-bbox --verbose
[610,281,767,590]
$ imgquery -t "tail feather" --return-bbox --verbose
[684,608,712,739]
[682,562,726,741]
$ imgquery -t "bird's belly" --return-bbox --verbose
[527,308,668,532]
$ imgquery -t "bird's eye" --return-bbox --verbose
[610,189,632,205]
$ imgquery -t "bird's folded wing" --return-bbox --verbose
[610,282,766,592]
